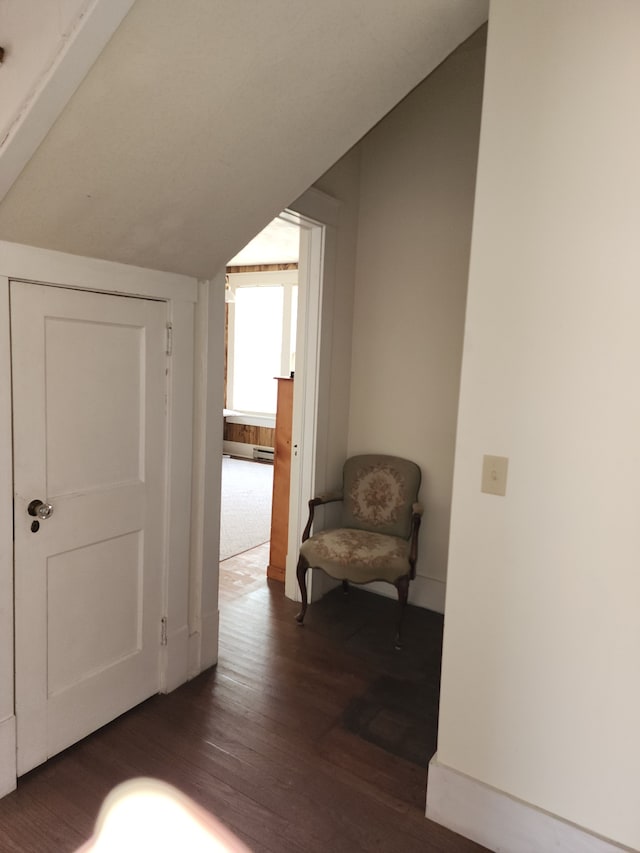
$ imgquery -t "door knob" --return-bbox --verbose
[27,499,54,520]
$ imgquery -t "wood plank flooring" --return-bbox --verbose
[219,541,271,603]
[0,547,487,852]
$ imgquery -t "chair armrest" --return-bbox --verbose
[314,490,343,505]
[301,490,343,542]
[412,502,424,516]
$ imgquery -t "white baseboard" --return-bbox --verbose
[223,439,252,458]
[198,609,219,673]
[363,574,446,614]
[187,630,201,679]
[161,623,190,693]
[223,440,273,459]
[0,715,16,797]
[426,756,630,853]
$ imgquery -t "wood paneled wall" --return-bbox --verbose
[226,263,298,274]
[223,421,274,448]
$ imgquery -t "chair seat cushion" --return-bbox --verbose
[299,528,411,584]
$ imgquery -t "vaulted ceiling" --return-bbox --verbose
[0,0,488,278]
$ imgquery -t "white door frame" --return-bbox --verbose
[282,188,340,601]
[0,240,199,797]
[188,275,225,677]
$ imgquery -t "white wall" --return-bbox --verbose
[436,1,640,849]
[313,149,362,495]
[347,29,486,612]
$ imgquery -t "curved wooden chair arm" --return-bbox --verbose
[301,490,343,542]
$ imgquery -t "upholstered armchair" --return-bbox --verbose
[295,454,423,648]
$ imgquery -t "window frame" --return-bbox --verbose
[226,269,298,415]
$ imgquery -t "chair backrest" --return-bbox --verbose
[341,454,421,539]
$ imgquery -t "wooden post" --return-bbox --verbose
[267,377,293,581]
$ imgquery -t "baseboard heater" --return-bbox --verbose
[253,447,274,462]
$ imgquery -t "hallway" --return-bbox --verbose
[0,547,486,852]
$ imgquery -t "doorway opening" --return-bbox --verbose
[211,188,335,621]
[219,215,301,600]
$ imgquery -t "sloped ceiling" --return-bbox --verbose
[0,0,90,142]
[0,0,488,278]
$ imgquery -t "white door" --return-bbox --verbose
[11,281,167,775]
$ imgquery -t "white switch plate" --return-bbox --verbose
[481,455,509,496]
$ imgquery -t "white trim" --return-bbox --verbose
[0,0,136,203]
[426,757,632,853]
[281,282,295,377]
[290,187,341,228]
[0,716,16,797]
[227,270,298,287]
[0,278,15,791]
[188,282,210,676]
[283,188,340,603]
[160,298,195,692]
[362,575,446,614]
[198,609,220,674]
[162,625,190,693]
[224,413,275,429]
[284,217,325,601]
[0,241,196,303]
[188,276,224,678]
[222,440,258,460]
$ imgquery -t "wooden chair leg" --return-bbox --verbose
[342,579,350,595]
[394,576,410,650]
[295,555,309,624]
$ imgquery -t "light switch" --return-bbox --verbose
[481,455,508,496]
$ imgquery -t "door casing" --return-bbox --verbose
[284,188,341,604]
[0,241,202,797]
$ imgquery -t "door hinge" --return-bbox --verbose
[160,616,168,646]
[165,323,173,356]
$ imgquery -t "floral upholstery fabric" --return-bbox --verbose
[348,464,405,528]
[341,455,421,538]
[299,528,411,584]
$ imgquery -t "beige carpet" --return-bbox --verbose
[219,456,273,560]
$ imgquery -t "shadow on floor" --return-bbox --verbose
[295,585,443,767]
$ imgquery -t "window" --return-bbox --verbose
[226,271,298,415]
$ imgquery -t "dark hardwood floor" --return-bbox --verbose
[0,545,487,852]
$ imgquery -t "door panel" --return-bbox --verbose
[11,281,167,775]
[47,531,143,696]
[45,316,144,494]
